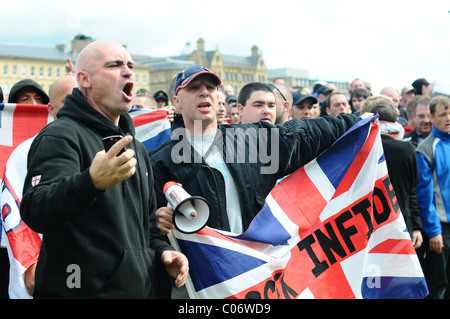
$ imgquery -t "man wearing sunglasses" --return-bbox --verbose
[267,83,293,125]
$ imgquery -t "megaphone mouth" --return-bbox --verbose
[173,196,210,234]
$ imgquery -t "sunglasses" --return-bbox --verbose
[267,83,286,102]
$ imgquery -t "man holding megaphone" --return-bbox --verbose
[151,64,365,238]
[150,65,373,298]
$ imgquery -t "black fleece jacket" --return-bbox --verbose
[20,88,172,298]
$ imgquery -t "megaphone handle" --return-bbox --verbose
[167,231,198,299]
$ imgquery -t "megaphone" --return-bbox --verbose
[163,181,210,234]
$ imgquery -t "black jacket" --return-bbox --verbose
[381,135,422,236]
[150,114,360,232]
[403,129,420,147]
[20,88,172,298]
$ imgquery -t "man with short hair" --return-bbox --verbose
[380,87,408,124]
[404,97,432,147]
[229,103,241,124]
[132,94,157,109]
[350,88,370,114]
[349,78,365,96]
[416,95,450,299]
[325,92,351,117]
[237,82,277,124]
[216,91,227,124]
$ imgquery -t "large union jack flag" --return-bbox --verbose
[170,116,428,299]
[0,103,170,298]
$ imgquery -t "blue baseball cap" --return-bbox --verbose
[174,64,222,95]
[292,90,318,105]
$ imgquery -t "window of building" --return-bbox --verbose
[142,74,147,84]
[39,67,44,78]
[3,64,8,76]
[21,65,27,77]
[48,67,52,79]
[2,83,9,95]
[135,74,140,83]
[12,65,17,77]
[31,66,35,78]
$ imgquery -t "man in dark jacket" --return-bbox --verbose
[403,97,432,148]
[151,64,363,235]
[20,40,188,298]
[370,100,423,247]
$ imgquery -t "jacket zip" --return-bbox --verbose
[202,164,232,231]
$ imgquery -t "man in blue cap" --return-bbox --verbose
[291,90,318,119]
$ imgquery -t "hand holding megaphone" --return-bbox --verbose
[163,182,210,234]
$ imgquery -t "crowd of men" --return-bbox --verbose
[0,39,449,299]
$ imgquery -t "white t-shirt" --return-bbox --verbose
[188,131,243,234]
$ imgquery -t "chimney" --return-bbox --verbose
[197,38,205,52]
[71,34,93,56]
[251,45,259,56]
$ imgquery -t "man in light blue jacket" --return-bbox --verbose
[416,95,450,299]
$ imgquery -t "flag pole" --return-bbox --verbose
[167,231,198,299]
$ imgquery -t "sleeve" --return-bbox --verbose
[20,134,101,234]
[276,113,360,178]
[407,147,422,231]
[416,152,441,238]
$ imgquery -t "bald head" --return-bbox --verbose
[380,87,400,108]
[73,39,135,125]
[75,40,130,88]
[48,75,78,119]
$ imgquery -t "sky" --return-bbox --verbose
[1,0,450,94]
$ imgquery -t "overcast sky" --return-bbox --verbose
[2,0,449,93]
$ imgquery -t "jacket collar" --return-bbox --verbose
[432,126,450,140]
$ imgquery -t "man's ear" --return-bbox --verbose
[173,95,182,111]
[77,71,92,89]
[47,103,56,119]
[237,103,244,116]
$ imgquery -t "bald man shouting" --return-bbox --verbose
[20,40,188,298]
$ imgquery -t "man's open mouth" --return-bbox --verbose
[198,102,211,109]
[122,82,134,101]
